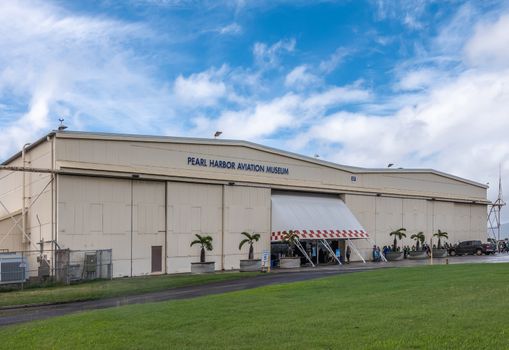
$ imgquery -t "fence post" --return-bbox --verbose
[21,250,24,291]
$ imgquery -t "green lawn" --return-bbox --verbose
[0,272,259,308]
[2,264,509,349]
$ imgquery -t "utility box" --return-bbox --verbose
[0,253,29,284]
[85,254,97,273]
[37,256,50,279]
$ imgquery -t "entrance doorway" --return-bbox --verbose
[151,246,162,273]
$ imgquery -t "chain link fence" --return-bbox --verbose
[0,248,112,289]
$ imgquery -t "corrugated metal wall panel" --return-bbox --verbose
[224,186,271,269]
[58,176,165,277]
[132,181,165,276]
[166,182,222,273]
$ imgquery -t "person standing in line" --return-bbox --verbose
[346,245,351,264]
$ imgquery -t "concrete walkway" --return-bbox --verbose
[1,253,508,327]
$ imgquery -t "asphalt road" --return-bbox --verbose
[1,253,508,327]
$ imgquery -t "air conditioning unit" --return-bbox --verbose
[0,253,29,284]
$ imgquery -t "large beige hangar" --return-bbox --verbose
[0,131,489,277]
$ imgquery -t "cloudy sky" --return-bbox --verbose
[1,0,508,220]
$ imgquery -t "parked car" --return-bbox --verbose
[448,240,496,256]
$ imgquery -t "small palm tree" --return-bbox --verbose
[282,230,299,257]
[190,234,213,263]
[239,232,261,260]
[410,232,425,251]
[433,229,449,249]
[389,228,407,251]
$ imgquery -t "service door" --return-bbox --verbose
[151,246,162,273]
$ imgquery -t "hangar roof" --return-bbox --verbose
[2,130,488,189]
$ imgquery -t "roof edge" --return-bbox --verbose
[1,132,56,165]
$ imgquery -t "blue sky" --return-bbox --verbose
[1,0,509,219]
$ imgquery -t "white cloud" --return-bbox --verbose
[395,68,443,91]
[373,0,430,30]
[174,70,227,107]
[465,14,509,68]
[190,83,371,141]
[253,38,296,67]
[284,65,320,88]
[304,86,371,109]
[218,22,242,35]
[210,94,299,139]
[319,47,349,74]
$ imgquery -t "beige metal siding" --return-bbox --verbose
[132,181,165,276]
[433,201,455,242]
[362,172,486,200]
[470,204,488,242]
[340,195,375,260]
[166,182,222,273]
[223,186,271,269]
[58,176,132,277]
[58,176,165,277]
[0,214,23,251]
[0,139,53,253]
[402,199,428,237]
[375,197,404,244]
[55,137,487,202]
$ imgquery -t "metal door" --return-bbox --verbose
[151,246,162,273]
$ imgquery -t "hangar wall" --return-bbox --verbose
[223,186,271,270]
[58,176,166,277]
[166,182,223,273]
[58,176,271,276]
[0,213,23,251]
[344,194,487,260]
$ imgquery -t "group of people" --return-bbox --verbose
[498,240,509,253]
[304,242,352,264]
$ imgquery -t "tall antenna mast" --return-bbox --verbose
[488,164,505,242]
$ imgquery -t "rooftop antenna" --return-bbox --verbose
[58,118,68,131]
[488,164,505,242]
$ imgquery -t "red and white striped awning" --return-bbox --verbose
[271,193,369,242]
[271,229,369,242]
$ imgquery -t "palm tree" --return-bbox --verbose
[433,229,449,249]
[389,228,407,251]
[239,232,261,260]
[282,230,299,257]
[190,234,213,263]
[410,232,425,251]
